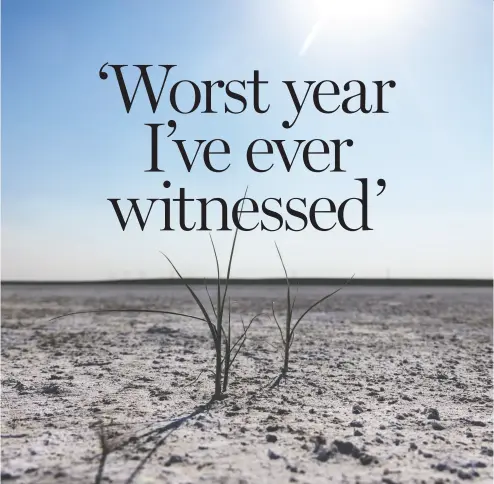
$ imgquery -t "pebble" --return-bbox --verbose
[433,462,450,472]
[457,469,480,480]
[463,461,487,469]
[382,478,398,484]
[1,471,17,481]
[268,449,281,460]
[352,404,364,414]
[333,440,356,456]
[310,435,326,452]
[432,422,445,431]
[427,408,440,420]
[360,454,374,466]
[316,448,334,462]
[164,455,183,467]
[468,420,486,427]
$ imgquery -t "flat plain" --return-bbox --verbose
[1,284,492,483]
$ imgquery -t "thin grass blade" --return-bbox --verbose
[230,313,261,366]
[228,298,231,345]
[204,279,217,319]
[220,186,248,320]
[160,251,217,342]
[271,302,286,346]
[289,274,355,343]
[291,285,298,315]
[274,242,291,321]
[48,309,206,324]
[208,234,222,329]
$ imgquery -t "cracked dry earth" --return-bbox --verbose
[1,284,493,484]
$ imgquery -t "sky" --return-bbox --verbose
[1,0,492,281]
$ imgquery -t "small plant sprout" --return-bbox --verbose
[159,188,262,400]
[161,229,260,400]
[270,242,354,387]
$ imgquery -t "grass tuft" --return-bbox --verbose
[270,242,354,385]
[157,188,253,400]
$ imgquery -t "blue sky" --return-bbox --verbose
[2,0,492,280]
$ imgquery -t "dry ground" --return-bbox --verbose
[1,284,493,483]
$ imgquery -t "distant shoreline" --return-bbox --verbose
[1,278,492,288]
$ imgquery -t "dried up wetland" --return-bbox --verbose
[1,284,493,483]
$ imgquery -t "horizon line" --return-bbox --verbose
[1,277,492,288]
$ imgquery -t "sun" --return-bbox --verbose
[315,0,409,28]
[300,0,420,55]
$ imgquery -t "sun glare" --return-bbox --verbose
[300,0,420,55]
[316,0,408,28]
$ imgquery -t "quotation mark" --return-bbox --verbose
[376,179,386,196]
